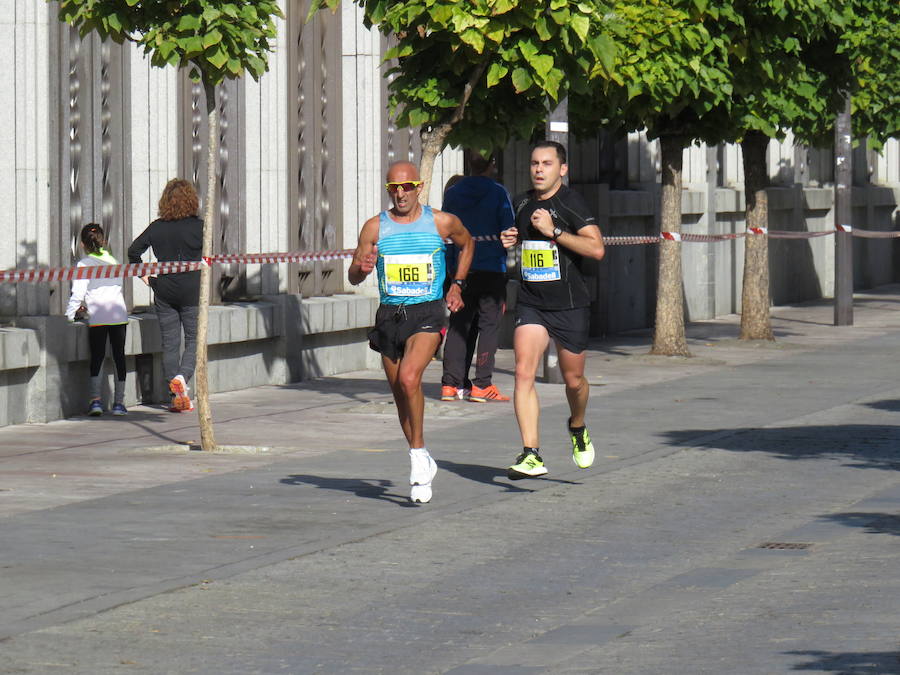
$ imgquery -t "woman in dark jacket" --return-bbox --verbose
[128,179,203,412]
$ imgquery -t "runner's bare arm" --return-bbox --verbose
[348,217,379,285]
[556,224,604,260]
[435,210,472,312]
[531,208,604,260]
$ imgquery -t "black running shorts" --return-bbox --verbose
[368,300,446,361]
[515,303,590,354]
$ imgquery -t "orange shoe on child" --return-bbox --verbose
[469,384,510,402]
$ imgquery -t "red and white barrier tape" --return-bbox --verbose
[0,260,206,284]
[604,235,664,245]
[766,230,834,239]
[209,249,355,265]
[0,249,356,283]
[3,227,899,282]
[841,227,900,239]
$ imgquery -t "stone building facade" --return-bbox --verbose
[0,2,897,425]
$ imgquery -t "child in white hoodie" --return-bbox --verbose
[66,223,129,416]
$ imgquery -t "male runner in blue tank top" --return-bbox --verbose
[500,141,605,480]
[349,161,473,503]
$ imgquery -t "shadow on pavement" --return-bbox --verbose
[664,424,900,472]
[279,475,416,507]
[436,459,535,493]
[865,399,900,412]
[278,377,390,404]
[786,649,900,673]
[821,512,900,536]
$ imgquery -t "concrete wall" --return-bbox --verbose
[6,179,895,427]
[1,2,53,317]
[575,184,900,337]
[1,10,899,427]
[0,294,379,427]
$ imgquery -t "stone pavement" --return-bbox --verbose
[1,287,900,674]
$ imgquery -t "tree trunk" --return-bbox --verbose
[416,60,489,204]
[650,134,690,356]
[418,125,451,206]
[740,130,774,341]
[196,80,219,451]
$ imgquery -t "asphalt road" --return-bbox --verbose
[1,289,899,674]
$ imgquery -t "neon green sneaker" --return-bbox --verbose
[507,451,548,480]
[569,421,595,469]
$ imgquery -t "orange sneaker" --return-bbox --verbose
[469,384,510,402]
[169,375,192,411]
[441,385,470,401]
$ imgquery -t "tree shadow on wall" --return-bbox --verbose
[1,240,41,319]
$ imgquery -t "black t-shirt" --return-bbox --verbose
[513,185,597,310]
[128,216,203,306]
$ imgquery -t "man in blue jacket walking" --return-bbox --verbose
[441,150,514,403]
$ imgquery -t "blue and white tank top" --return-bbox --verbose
[376,205,446,306]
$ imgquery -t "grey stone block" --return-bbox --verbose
[302,297,326,334]
[0,326,40,370]
[228,305,249,343]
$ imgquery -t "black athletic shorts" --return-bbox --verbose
[515,303,590,354]
[368,299,446,361]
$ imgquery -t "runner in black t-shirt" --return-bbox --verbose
[499,141,605,480]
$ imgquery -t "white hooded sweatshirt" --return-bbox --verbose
[65,249,128,326]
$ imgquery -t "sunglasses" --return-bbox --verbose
[385,181,423,193]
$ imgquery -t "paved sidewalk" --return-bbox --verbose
[2,286,900,673]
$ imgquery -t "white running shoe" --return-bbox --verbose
[409,449,437,503]
[410,484,433,503]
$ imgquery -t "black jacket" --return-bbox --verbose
[128,216,203,306]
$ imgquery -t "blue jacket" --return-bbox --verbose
[443,176,514,274]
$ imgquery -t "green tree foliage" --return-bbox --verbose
[53,0,283,451]
[573,1,898,351]
[312,0,618,197]
[836,0,900,147]
[571,2,742,356]
[714,1,898,340]
[717,1,845,341]
[57,0,282,85]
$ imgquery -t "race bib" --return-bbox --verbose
[521,240,561,282]
[384,253,434,296]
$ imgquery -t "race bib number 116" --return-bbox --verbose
[521,240,561,282]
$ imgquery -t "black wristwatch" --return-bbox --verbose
[552,226,563,239]
[452,278,467,291]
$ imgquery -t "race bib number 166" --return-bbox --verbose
[385,253,433,296]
